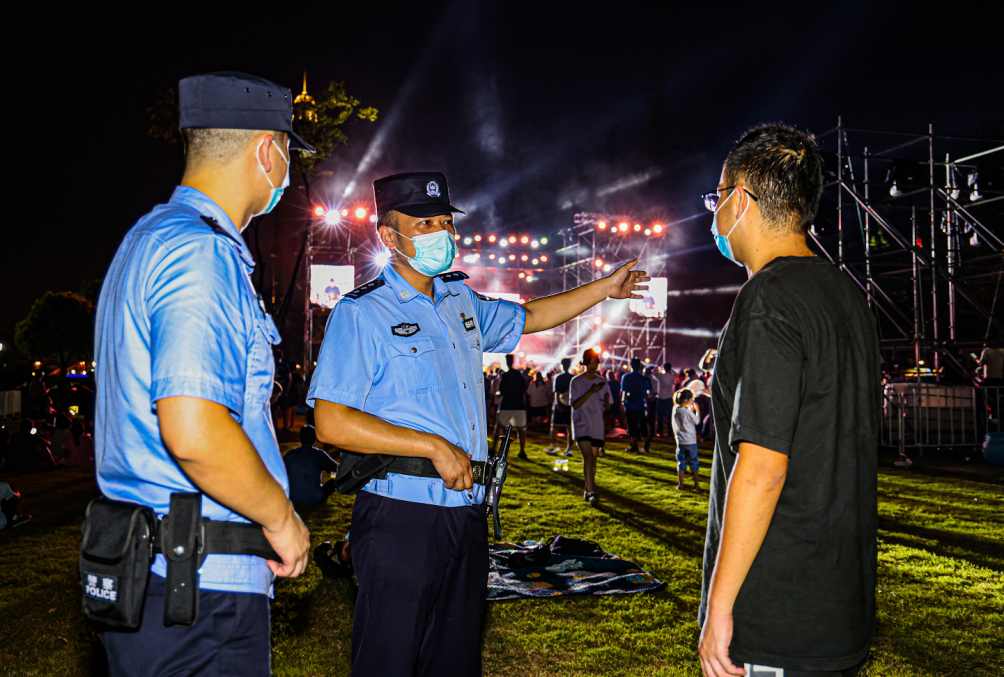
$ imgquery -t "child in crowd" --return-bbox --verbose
[672,388,701,490]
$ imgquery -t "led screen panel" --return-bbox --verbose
[310,265,355,309]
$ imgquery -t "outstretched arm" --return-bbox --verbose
[522,259,649,334]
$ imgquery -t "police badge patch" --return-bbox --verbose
[84,573,119,603]
[392,322,420,337]
[426,180,441,197]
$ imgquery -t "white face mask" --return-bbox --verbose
[255,139,290,215]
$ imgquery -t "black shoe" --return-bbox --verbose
[517,452,529,460]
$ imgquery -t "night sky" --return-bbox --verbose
[7,2,1000,366]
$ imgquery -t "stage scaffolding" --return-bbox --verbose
[556,213,667,367]
[813,119,1003,385]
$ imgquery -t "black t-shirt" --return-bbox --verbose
[700,256,880,671]
[498,369,527,410]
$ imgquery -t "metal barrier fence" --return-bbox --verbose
[881,383,1002,454]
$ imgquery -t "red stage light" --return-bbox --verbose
[653,224,663,234]
[313,206,325,217]
[598,221,607,229]
[341,208,349,217]
[474,235,482,242]
[508,236,516,243]
[594,258,603,267]
[618,222,628,232]
[633,224,641,232]
[521,255,528,261]
[488,235,497,242]
[520,236,529,244]
[519,272,525,279]
[540,255,548,262]
[355,207,368,219]
[509,254,516,260]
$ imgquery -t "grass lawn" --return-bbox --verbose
[1,433,1001,676]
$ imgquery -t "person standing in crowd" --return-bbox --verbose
[494,354,529,460]
[26,371,47,419]
[48,415,73,464]
[569,349,611,506]
[672,389,701,491]
[94,72,312,676]
[546,357,575,457]
[283,425,339,504]
[644,365,660,444]
[59,420,94,466]
[309,171,648,676]
[698,124,880,677]
[622,357,651,453]
[527,371,552,428]
[605,368,622,429]
[654,362,677,436]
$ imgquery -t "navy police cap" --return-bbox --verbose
[179,72,315,152]
[373,172,465,219]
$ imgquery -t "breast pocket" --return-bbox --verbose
[247,313,281,405]
[386,337,443,396]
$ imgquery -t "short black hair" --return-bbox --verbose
[630,357,642,371]
[183,128,285,169]
[377,210,398,232]
[561,357,572,371]
[505,354,515,368]
[664,362,673,371]
[724,124,823,233]
[299,425,316,447]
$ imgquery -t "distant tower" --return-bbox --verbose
[293,71,317,122]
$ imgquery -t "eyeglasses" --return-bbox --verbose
[701,186,759,212]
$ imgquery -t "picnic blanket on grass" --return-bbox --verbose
[487,538,664,601]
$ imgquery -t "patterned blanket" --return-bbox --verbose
[486,541,664,601]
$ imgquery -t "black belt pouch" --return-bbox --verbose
[161,492,202,627]
[79,497,156,630]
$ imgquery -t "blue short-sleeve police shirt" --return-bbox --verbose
[307,264,525,507]
[94,186,287,596]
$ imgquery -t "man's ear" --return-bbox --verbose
[253,134,275,173]
[377,225,396,250]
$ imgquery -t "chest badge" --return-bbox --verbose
[461,313,476,332]
[392,322,421,337]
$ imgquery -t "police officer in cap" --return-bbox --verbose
[94,72,312,675]
[309,172,649,675]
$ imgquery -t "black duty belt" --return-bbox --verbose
[334,452,488,495]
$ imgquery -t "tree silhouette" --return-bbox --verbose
[15,292,94,377]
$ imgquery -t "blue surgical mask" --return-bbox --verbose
[710,188,749,266]
[393,227,458,277]
[256,139,290,215]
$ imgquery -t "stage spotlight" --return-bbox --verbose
[644,357,650,363]
[509,236,517,243]
[454,234,460,240]
[521,255,528,261]
[462,254,480,263]
[500,239,508,247]
[540,255,548,262]
[509,254,516,260]
[355,207,368,219]
[532,258,539,265]
[594,258,603,267]
[324,211,340,225]
[489,254,496,260]
[598,221,607,229]
[499,258,506,265]
[463,237,473,245]
[592,345,602,353]
[531,240,539,248]
[520,236,529,244]
[633,224,641,232]
[488,235,497,242]
[540,237,548,245]
[603,264,611,272]
[526,275,534,281]
[313,206,325,217]
[374,250,391,267]
[519,272,525,279]
[369,214,378,223]
[474,235,482,242]
[593,316,602,325]
[602,351,610,358]
[653,224,663,234]
[619,222,628,231]
[341,208,349,217]
[644,229,651,236]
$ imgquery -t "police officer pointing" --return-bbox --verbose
[93,73,311,676]
[309,172,649,676]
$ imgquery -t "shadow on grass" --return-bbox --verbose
[877,517,1004,572]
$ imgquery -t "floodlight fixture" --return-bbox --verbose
[540,237,548,245]
[489,254,496,260]
[531,240,539,248]
[532,258,539,265]
[508,236,517,243]
[633,224,641,232]
[603,264,611,272]
[540,255,548,262]
[598,221,607,229]
[355,207,368,219]
[509,254,516,260]
[474,235,482,242]
[324,211,340,225]
[619,222,628,231]
[369,214,378,223]
[488,235,497,242]
[653,224,663,234]
[593,316,602,325]
[500,239,508,247]
[644,229,651,236]
[520,236,529,244]
[463,237,473,245]
[374,250,391,267]
[313,206,325,217]
[341,208,349,217]
[594,258,603,267]
[519,272,525,279]
[521,255,528,261]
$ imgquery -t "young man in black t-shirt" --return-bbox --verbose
[493,354,529,460]
[698,125,880,677]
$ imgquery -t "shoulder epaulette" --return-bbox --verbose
[200,215,244,249]
[345,279,387,299]
[436,271,469,282]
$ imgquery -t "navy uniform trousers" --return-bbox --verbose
[351,490,488,677]
[101,574,271,677]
